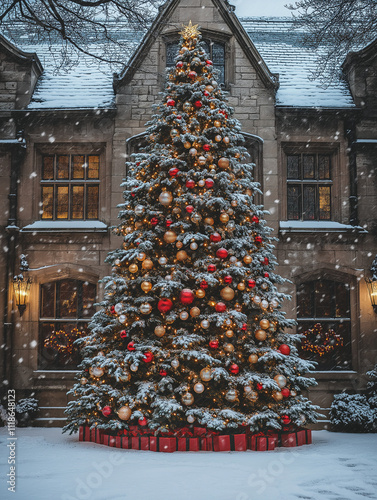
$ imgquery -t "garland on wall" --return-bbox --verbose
[300,323,343,356]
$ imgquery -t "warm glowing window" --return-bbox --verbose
[41,154,99,220]
[39,279,96,370]
[287,153,332,220]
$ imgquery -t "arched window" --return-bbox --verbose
[38,279,96,370]
[296,279,352,370]
[166,39,226,85]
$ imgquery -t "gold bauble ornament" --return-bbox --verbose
[137,252,146,261]
[214,120,221,127]
[176,241,183,249]
[180,311,189,320]
[141,281,152,293]
[184,141,191,149]
[182,392,194,406]
[140,303,152,315]
[176,250,188,261]
[260,319,270,330]
[80,377,88,385]
[225,389,238,402]
[129,264,138,273]
[274,374,287,388]
[154,325,166,337]
[89,366,104,378]
[246,390,258,402]
[224,343,234,353]
[187,415,195,423]
[255,329,267,341]
[237,283,246,291]
[218,157,230,169]
[273,391,283,402]
[205,85,214,92]
[142,258,153,270]
[198,156,206,165]
[191,213,202,223]
[200,367,212,381]
[196,289,205,298]
[220,286,235,301]
[223,136,230,144]
[225,329,234,338]
[118,406,132,420]
[164,231,177,243]
[248,354,259,364]
[159,191,173,206]
[220,213,229,223]
[190,306,201,317]
[118,370,131,382]
[201,319,210,329]
[194,382,205,394]
[204,217,214,225]
[215,134,222,142]
[261,299,269,309]
[171,358,180,368]
[243,255,252,264]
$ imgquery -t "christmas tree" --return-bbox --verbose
[64,22,319,436]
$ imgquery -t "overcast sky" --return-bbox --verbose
[232,0,293,17]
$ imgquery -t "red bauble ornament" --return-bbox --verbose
[176,115,182,120]
[263,257,269,265]
[110,306,116,315]
[224,275,232,284]
[186,179,195,188]
[264,272,270,278]
[241,323,247,331]
[158,298,173,313]
[167,99,176,107]
[278,344,291,355]
[189,71,197,79]
[252,215,259,223]
[229,364,239,374]
[200,280,208,289]
[281,415,291,425]
[210,232,221,243]
[215,302,226,312]
[169,167,179,177]
[127,341,135,351]
[206,60,213,65]
[186,205,194,214]
[102,406,111,417]
[131,192,135,197]
[151,217,159,226]
[159,370,167,377]
[208,264,216,272]
[281,388,290,398]
[176,61,184,68]
[138,417,148,426]
[255,236,263,244]
[166,219,173,227]
[203,90,209,97]
[248,279,256,288]
[203,144,211,152]
[256,383,263,391]
[205,178,214,188]
[209,339,219,349]
[120,330,128,339]
[180,288,195,305]
[216,248,228,259]
[143,352,154,363]
[194,100,202,108]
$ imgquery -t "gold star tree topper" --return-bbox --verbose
[179,21,201,40]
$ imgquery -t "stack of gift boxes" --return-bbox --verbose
[79,425,312,452]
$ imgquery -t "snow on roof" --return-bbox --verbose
[0,17,357,109]
[243,17,355,108]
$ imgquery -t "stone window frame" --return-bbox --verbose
[34,143,106,224]
[281,143,341,222]
[159,29,234,90]
[293,268,359,373]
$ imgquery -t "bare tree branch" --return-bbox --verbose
[288,0,377,85]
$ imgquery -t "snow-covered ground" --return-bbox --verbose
[1,428,376,500]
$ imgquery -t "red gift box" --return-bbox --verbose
[79,426,91,442]
[159,437,177,453]
[193,427,207,437]
[177,437,200,451]
[213,434,247,452]
[131,436,150,450]
[115,436,131,449]
[102,434,117,447]
[90,427,103,444]
[200,437,213,451]
[249,434,277,451]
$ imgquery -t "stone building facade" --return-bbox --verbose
[0,0,376,427]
